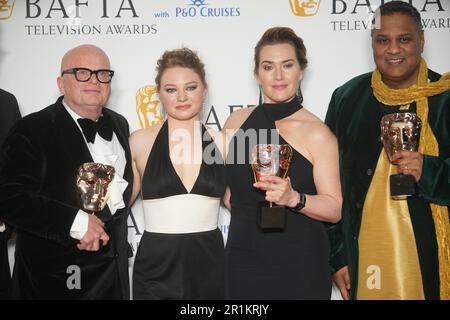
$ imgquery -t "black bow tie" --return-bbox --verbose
[77,116,113,143]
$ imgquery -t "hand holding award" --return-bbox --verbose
[251,144,293,231]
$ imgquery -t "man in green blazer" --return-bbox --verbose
[325,1,450,300]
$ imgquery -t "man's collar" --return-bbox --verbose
[62,99,104,122]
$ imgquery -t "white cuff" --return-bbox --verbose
[70,210,89,240]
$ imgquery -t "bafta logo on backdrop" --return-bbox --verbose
[0,0,15,20]
[136,85,164,129]
[289,0,320,17]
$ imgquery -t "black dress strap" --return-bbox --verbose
[260,95,303,122]
[142,121,225,199]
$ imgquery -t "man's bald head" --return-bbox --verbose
[57,44,112,120]
[60,44,110,73]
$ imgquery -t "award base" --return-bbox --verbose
[257,203,286,232]
[390,174,416,200]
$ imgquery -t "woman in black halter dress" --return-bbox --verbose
[223,27,342,299]
[133,121,225,300]
[130,48,226,300]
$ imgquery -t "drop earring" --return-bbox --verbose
[297,83,304,105]
[259,85,263,105]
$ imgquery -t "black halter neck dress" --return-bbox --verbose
[133,121,226,300]
[225,96,332,299]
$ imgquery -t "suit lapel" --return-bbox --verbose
[53,97,94,166]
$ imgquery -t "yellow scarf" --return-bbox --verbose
[371,58,450,299]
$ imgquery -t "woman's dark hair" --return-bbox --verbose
[254,26,307,75]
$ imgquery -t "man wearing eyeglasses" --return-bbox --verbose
[0,44,133,299]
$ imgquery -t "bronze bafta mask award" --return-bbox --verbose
[252,144,293,231]
[76,162,115,214]
[380,113,421,200]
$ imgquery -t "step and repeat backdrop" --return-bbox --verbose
[1,0,449,299]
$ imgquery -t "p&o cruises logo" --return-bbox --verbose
[175,0,241,18]
[0,0,15,20]
[289,0,320,17]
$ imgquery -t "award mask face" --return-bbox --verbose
[251,144,293,231]
[76,163,115,212]
[0,0,15,20]
[289,0,320,17]
[251,144,293,186]
[380,113,421,161]
[136,85,164,128]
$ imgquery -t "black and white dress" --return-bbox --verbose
[133,121,226,300]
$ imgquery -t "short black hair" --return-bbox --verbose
[373,1,422,31]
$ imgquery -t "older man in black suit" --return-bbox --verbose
[0,88,21,299]
[0,45,133,299]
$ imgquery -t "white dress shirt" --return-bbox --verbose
[63,101,128,240]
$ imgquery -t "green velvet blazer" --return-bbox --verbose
[325,70,450,300]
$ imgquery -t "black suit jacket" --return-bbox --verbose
[0,89,21,148]
[0,96,133,299]
[0,89,21,299]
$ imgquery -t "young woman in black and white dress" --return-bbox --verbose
[130,48,226,300]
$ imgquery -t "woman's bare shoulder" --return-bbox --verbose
[129,124,163,154]
[130,124,162,141]
[222,106,256,131]
[281,107,336,146]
